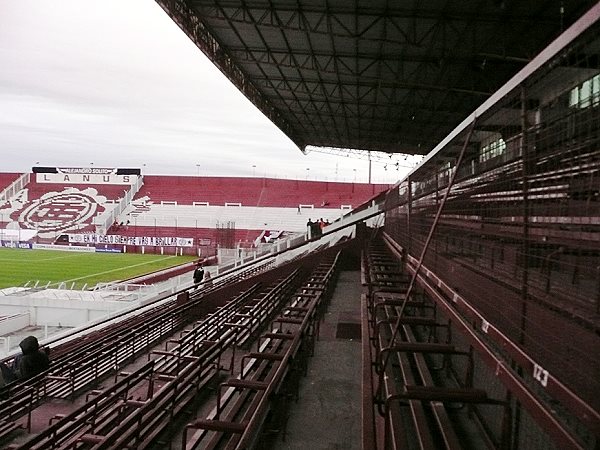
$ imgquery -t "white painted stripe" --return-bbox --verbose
[61,256,178,283]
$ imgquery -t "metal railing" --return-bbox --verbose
[0,172,30,202]
[92,175,144,233]
[382,6,600,448]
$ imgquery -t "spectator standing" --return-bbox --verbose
[193,263,205,284]
[319,218,326,233]
[312,220,322,238]
[306,218,313,239]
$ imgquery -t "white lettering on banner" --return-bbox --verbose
[67,234,194,247]
[58,167,117,175]
[36,173,135,185]
[32,243,96,252]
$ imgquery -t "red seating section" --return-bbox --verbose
[0,173,21,191]
[25,180,129,202]
[135,176,389,208]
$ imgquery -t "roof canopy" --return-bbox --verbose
[157,0,594,155]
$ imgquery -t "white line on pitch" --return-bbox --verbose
[61,256,178,283]
[0,253,88,262]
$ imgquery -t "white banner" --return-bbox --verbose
[58,167,117,175]
[68,234,194,247]
[32,243,96,252]
[36,173,136,185]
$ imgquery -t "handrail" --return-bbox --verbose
[0,172,30,202]
[92,175,144,233]
[382,232,600,445]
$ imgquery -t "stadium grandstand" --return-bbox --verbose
[0,1,599,450]
[0,168,387,255]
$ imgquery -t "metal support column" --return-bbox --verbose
[519,86,531,347]
[407,176,412,257]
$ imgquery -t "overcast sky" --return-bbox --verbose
[0,0,422,183]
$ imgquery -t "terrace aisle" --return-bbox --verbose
[275,270,362,450]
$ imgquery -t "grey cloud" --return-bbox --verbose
[0,0,401,184]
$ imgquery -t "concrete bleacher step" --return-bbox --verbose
[126,205,341,232]
[134,176,386,209]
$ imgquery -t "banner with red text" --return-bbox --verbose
[67,234,194,247]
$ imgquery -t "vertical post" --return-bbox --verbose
[596,265,600,314]
[519,85,530,346]
[434,170,440,269]
[435,169,440,205]
[407,177,412,256]
[368,151,372,184]
[513,85,531,450]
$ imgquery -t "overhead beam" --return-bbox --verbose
[195,3,562,26]
[254,75,492,97]
[229,47,526,65]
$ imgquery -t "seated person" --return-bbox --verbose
[18,335,50,380]
[0,336,50,386]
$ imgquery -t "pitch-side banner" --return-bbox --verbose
[68,234,194,247]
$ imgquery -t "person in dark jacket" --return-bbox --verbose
[193,263,205,284]
[16,335,50,380]
[0,335,50,385]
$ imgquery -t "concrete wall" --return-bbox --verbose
[0,313,31,335]
[0,296,130,328]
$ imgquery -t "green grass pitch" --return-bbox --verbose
[0,248,197,289]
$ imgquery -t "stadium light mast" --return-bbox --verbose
[368,151,372,184]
